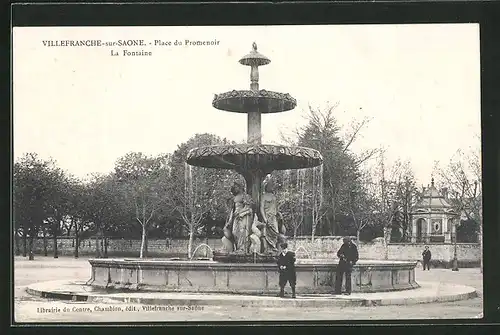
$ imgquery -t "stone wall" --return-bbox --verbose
[287,237,480,268]
[18,235,480,267]
[23,236,223,258]
[285,236,355,259]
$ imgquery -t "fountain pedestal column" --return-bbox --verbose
[241,169,266,218]
[247,109,262,145]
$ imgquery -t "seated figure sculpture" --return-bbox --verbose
[221,181,254,253]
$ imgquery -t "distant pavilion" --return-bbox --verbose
[410,178,458,244]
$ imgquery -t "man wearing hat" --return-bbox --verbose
[277,242,296,298]
[334,236,359,295]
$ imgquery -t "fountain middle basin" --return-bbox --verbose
[186,144,323,171]
[87,258,419,294]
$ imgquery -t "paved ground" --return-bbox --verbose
[13,256,483,323]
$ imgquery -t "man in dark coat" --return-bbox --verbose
[334,236,359,295]
[277,242,296,298]
[422,246,432,270]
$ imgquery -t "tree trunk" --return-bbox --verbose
[104,233,108,258]
[357,229,361,244]
[74,220,79,259]
[22,229,27,257]
[43,227,48,256]
[28,228,34,260]
[331,196,337,235]
[95,230,102,258]
[100,226,107,258]
[188,230,194,259]
[100,232,104,258]
[67,222,73,237]
[144,229,149,258]
[140,224,146,259]
[53,221,59,258]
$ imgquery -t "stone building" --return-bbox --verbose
[410,178,458,244]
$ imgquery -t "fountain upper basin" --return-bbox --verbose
[186,144,323,170]
[213,90,296,113]
[87,258,419,294]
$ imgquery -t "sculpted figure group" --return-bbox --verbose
[222,180,286,254]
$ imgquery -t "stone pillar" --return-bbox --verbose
[444,217,451,243]
[250,64,259,91]
[247,62,261,145]
[411,218,417,243]
[247,109,262,145]
[242,169,265,221]
[426,216,432,243]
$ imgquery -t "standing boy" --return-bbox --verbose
[422,246,432,270]
[277,242,296,298]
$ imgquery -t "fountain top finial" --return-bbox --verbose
[239,42,271,66]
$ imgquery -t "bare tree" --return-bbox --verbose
[276,170,306,240]
[170,165,235,259]
[310,166,326,242]
[286,103,379,236]
[369,152,416,258]
[115,152,171,259]
[436,143,482,272]
[344,172,378,243]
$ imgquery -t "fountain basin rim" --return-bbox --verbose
[88,258,418,269]
[87,258,419,293]
[186,144,323,170]
[212,89,297,113]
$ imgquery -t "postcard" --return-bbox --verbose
[12,23,482,323]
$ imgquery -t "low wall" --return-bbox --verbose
[16,235,480,268]
[288,237,480,268]
[19,236,223,258]
[285,236,354,259]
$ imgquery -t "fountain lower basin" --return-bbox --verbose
[87,258,419,294]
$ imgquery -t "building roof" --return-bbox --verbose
[412,178,456,214]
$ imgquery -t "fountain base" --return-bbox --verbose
[87,259,419,294]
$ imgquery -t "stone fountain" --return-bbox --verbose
[187,42,322,263]
[87,43,419,295]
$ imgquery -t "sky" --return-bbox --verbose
[13,24,481,185]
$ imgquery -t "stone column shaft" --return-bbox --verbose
[411,218,417,243]
[250,65,259,91]
[247,110,262,145]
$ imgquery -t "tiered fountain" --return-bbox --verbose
[87,43,419,294]
[187,42,322,263]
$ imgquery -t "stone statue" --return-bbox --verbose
[249,214,262,253]
[221,202,235,253]
[260,180,282,253]
[222,181,254,253]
